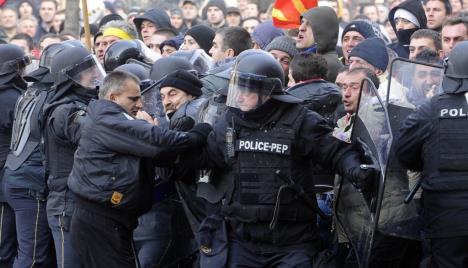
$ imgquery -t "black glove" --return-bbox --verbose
[188,123,213,145]
[348,164,380,190]
[170,116,195,131]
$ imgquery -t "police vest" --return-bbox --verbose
[5,85,48,171]
[222,105,317,224]
[423,94,468,191]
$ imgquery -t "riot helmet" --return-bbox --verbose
[149,56,195,83]
[0,44,31,85]
[104,39,159,72]
[25,41,83,83]
[50,46,106,90]
[104,40,144,72]
[442,41,468,93]
[226,50,300,111]
[115,63,153,91]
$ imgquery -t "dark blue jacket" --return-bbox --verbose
[0,83,25,202]
[68,99,202,229]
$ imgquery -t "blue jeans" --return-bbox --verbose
[3,185,55,268]
[48,215,81,268]
[316,192,334,248]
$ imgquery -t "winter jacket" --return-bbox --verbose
[68,99,204,229]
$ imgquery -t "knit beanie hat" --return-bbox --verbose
[160,70,203,97]
[98,14,124,28]
[341,20,378,41]
[251,21,285,50]
[205,0,226,14]
[348,37,389,72]
[185,25,216,54]
[265,36,298,58]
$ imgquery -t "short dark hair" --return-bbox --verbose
[337,65,350,75]
[40,0,58,10]
[348,67,380,89]
[99,70,140,99]
[443,16,468,29]
[217,26,252,56]
[359,3,378,15]
[425,0,452,15]
[414,49,443,65]
[39,33,60,45]
[10,33,34,51]
[290,53,328,82]
[411,29,442,51]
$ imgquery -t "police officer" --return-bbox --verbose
[2,43,70,268]
[179,50,374,267]
[43,45,106,268]
[396,41,468,267]
[66,70,211,268]
[0,44,31,267]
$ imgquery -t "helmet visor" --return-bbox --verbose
[226,71,280,112]
[66,55,106,89]
[0,55,32,75]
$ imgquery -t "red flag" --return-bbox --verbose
[272,0,318,29]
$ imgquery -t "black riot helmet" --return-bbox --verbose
[104,40,145,72]
[442,41,468,93]
[25,41,83,83]
[115,63,153,91]
[0,44,31,84]
[50,46,106,89]
[226,50,301,111]
[149,56,195,83]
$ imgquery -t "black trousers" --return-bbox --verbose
[70,207,136,268]
[430,235,468,268]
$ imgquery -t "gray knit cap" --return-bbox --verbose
[265,36,299,58]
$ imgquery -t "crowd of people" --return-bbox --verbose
[0,0,468,267]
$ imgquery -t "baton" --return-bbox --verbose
[404,178,422,204]
[275,170,331,221]
[131,239,141,268]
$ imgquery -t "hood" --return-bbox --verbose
[287,80,342,109]
[442,76,468,94]
[134,9,175,34]
[301,6,339,54]
[388,0,427,34]
[43,81,97,118]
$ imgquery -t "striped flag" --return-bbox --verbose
[272,0,318,29]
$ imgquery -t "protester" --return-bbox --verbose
[441,16,468,57]
[409,29,443,59]
[181,24,216,54]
